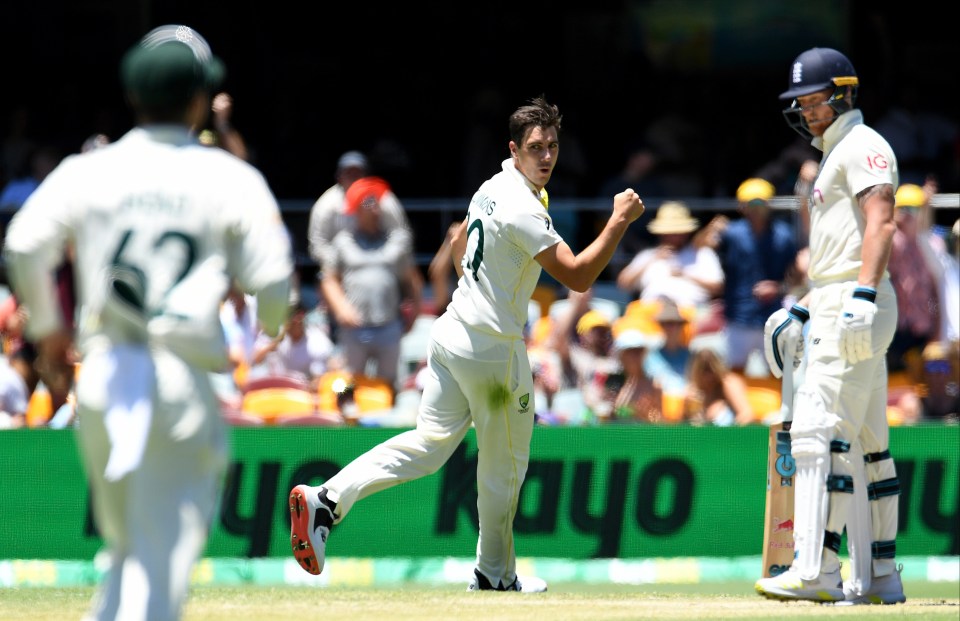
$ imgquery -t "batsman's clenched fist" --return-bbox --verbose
[614,189,644,223]
[764,304,808,379]
[838,286,877,364]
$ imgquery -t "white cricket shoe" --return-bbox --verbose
[289,485,336,575]
[467,568,548,593]
[836,565,906,605]
[755,566,844,602]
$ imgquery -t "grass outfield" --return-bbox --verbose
[1,581,957,620]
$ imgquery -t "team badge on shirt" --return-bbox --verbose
[519,393,530,413]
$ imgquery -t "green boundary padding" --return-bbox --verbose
[1,556,957,588]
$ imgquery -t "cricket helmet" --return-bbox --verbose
[779,47,859,139]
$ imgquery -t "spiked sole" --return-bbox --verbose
[289,485,321,575]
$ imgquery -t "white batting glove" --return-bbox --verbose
[763,304,808,379]
[838,287,877,364]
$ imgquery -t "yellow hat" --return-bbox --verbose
[576,310,611,336]
[736,178,775,202]
[894,184,925,208]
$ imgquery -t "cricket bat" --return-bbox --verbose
[760,360,796,578]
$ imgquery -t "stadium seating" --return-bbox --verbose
[241,387,317,425]
[242,373,310,393]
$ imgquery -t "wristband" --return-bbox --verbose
[852,287,877,303]
[787,304,810,324]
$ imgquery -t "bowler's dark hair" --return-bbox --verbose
[508,95,561,146]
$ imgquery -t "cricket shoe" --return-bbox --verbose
[467,568,548,593]
[754,566,844,602]
[836,565,906,605]
[289,485,336,575]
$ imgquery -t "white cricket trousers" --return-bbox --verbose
[324,324,536,588]
[76,348,227,621]
[801,278,900,575]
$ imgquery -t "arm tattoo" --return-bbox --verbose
[856,183,894,209]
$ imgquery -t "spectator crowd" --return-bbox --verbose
[1,106,957,430]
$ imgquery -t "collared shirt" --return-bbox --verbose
[446,159,563,341]
[805,110,899,283]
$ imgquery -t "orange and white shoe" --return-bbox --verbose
[289,485,336,575]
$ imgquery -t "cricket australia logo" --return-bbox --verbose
[518,393,530,414]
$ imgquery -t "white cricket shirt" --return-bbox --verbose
[805,110,899,284]
[4,126,293,368]
[445,159,563,344]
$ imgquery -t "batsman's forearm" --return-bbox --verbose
[858,219,895,288]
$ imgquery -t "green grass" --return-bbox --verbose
[0,581,956,621]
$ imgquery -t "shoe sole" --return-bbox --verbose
[289,485,321,575]
[755,583,844,602]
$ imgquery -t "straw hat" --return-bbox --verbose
[647,201,699,235]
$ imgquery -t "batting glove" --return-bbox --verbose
[838,287,877,364]
[763,304,808,379]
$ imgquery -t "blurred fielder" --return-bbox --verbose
[4,25,292,621]
[289,95,645,592]
[755,47,905,605]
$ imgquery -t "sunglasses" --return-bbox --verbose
[924,360,952,375]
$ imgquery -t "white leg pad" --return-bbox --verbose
[843,442,872,596]
[790,386,837,581]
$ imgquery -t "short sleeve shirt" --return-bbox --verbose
[446,159,564,340]
[805,110,899,283]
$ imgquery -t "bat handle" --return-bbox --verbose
[780,355,795,427]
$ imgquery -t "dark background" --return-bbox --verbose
[2,0,958,205]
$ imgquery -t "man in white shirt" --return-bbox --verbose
[288,96,645,592]
[3,25,292,621]
[756,47,904,606]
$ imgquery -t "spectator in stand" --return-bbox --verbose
[615,201,724,310]
[546,289,621,422]
[642,297,693,395]
[886,182,942,375]
[0,145,61,211]
[321,176,422,392]
[198,92,250,162]
[683,346,754,426]
[0,349,29,429]
[249,300,337,389]
[696,178,800,373]
[610,328,664,424]
[909,177,958,348]
[890,340,959,424]
[307,150,411,271]
[220,283,261,386]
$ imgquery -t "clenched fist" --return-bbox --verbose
[614,189,645,223]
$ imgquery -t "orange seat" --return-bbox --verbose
[316,370,353,413]
[241,387,316,424]
[661,392,686,423]
[25,386,53,428]
[745,386,782,422]
[352,376,394,413]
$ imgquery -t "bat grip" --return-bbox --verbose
[780,355,794,426]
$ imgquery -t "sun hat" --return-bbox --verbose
[576,310,611,336]
[894,183,925,209]
[647,201,699,235]
[736,178,775,203]
[655,298,688,324]
[614,329,665,352]
[343,176,390,215]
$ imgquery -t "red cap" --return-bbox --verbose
[343,176,390,215]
